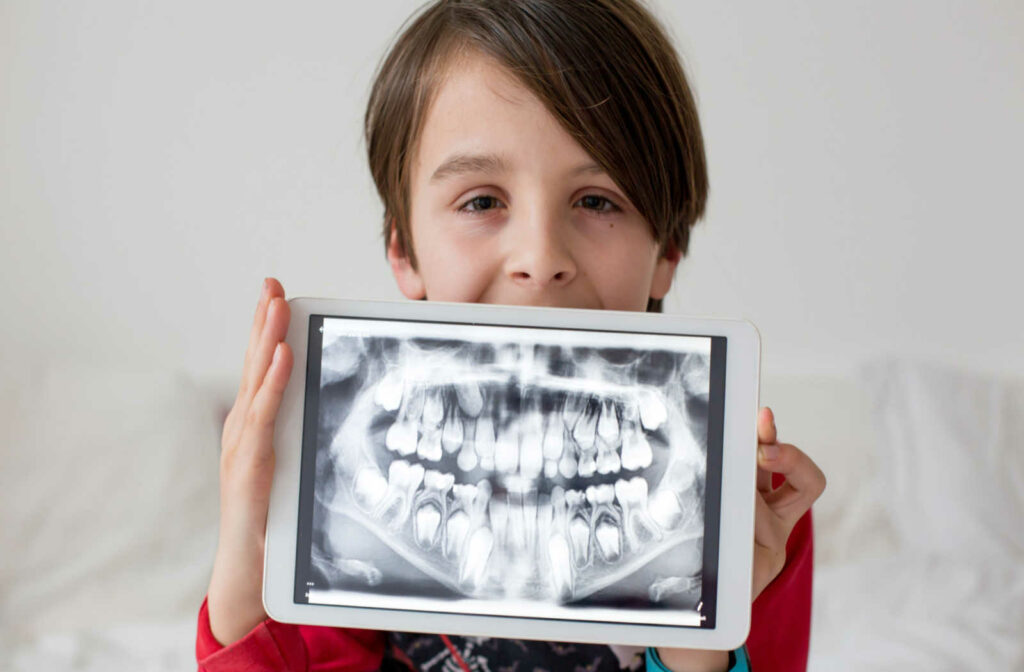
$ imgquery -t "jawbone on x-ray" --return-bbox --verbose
[308,317,711,617]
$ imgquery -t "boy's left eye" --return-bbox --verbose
[576,194,620,214]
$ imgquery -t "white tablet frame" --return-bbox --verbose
[265,297,759,650]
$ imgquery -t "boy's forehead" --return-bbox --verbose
[413,53,599,183]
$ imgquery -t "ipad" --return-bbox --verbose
[264,298,759,650]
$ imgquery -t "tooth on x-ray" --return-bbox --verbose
[649,575,699,602]
[335,558,384,587]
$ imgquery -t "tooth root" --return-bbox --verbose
[459,527,494,592]
[422,388,445,427]
[649,487,685,530]
[442,415,464,453]
[522,493,537,554]
[488,498,508,551]
[597,400,619,441]
[615,476,663,551]
[548,535,573,601]
[638,389,667,431]
[385,420,418,455]
[456,382,484,417]
[568,516,590,567]
[596,439,621,475]
[494,423,519,474]
[506,493,525,552]
[572,403,598,449]
[416,431,442,462]
[577,451,597,478]
[373,371,404,411]
[445,510,470,557]
[414,503,442,548]
[621,428,653,471]
[353,467,388,511]
[504,490,535,554]
[594,520,622,562]
[542,420,564,460]
[562,395,585,427]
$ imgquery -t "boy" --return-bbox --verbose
[199,1,826,670]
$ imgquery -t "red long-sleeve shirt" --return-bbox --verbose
[196,510,813,671]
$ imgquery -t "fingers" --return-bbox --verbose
[238,341,294,474]
[757,406,777,444]
[240,296,290,405]
[240,278,287,402]
[240,280,282,391]
[242,280,271,385]
[224,279,289,454]
[757,464,774,494]
[758,440,826,525]
[756,407,776,493]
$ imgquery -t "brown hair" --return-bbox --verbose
[365,0,708,313]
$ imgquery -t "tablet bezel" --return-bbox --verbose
[265,297,759,650]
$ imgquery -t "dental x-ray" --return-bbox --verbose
[294,315,722,628]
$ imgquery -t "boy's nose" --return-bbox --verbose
[504,219,577,290]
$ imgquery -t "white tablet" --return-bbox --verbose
[264,298,759,650]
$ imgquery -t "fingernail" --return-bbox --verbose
[261,278,269,298]
[760,443,779,461]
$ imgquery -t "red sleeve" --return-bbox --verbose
[745,507,814,672]
[195,596,386,672]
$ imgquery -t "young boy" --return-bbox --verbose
[198,1,826,670]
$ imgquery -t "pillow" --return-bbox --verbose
[0,359,224,643]
[862,359,1024,562]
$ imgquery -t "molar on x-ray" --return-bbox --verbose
[308,318,710,613]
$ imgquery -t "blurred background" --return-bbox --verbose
[1,1,1022,670]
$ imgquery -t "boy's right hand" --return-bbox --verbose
[207,278,293,646]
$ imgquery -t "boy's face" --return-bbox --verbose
[388,52,680,312]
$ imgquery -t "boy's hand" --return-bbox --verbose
[656,407,826,671]
[207,278,293,646]
[750,407,825,599]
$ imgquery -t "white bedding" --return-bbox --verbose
[2,357,1022,670]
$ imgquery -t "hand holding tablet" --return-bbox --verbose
[262,297,761,650]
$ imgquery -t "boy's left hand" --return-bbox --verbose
[750,406,826,600]
[655,407,826,672]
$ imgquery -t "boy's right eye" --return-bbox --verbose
[458,195,506,214]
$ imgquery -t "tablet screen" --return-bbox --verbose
[293,314,727,629]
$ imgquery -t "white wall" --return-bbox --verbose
[2,0,1021,386]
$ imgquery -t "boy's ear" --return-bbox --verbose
[649,241,682,301]
[386,223,427,300]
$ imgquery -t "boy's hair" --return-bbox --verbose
[365,0,708,313]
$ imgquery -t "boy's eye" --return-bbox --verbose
[576,194,620,214]
[459,195,505,213]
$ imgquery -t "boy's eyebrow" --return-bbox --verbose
[429,152,607,182]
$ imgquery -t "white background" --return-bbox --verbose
[2,1,1021,384]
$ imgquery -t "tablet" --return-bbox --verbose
[264,298,759,650]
